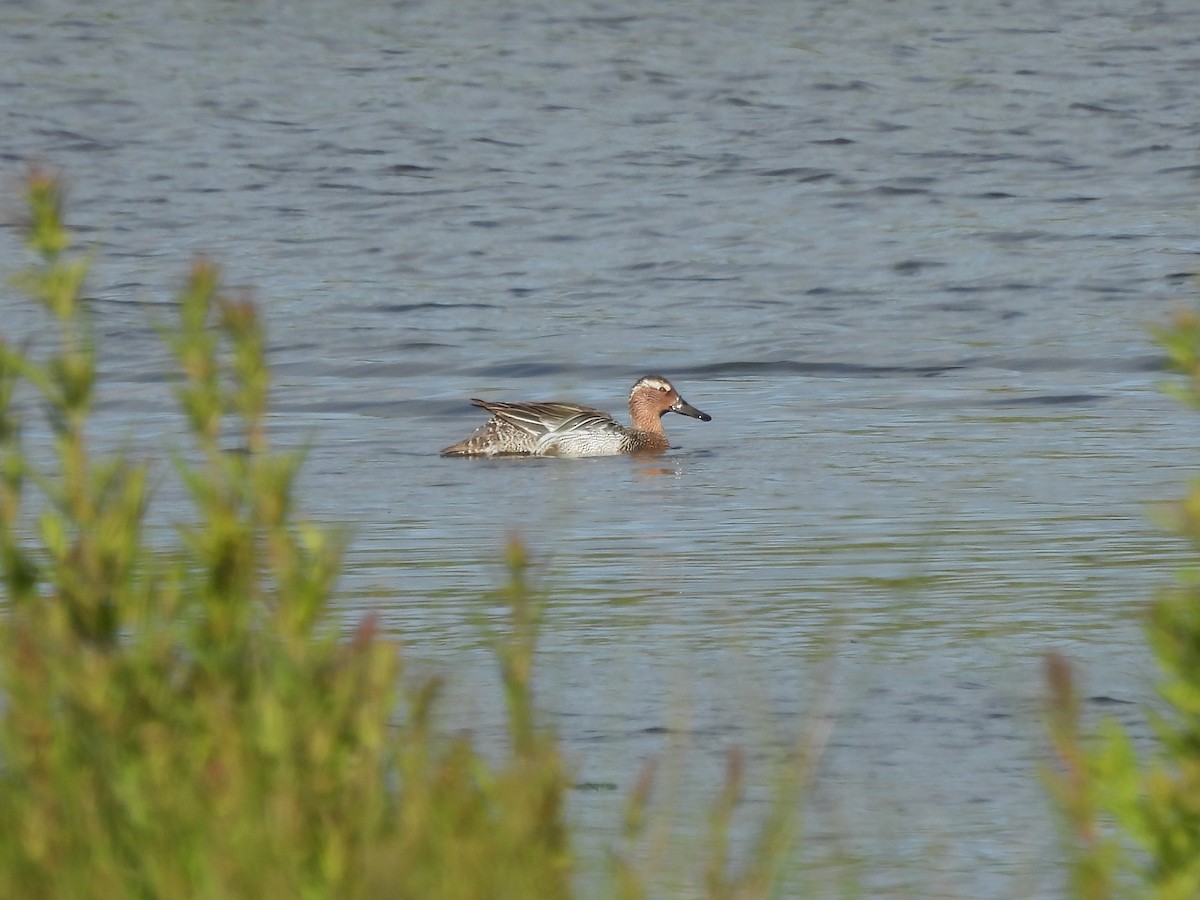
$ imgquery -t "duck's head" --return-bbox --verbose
[630,375,712,422]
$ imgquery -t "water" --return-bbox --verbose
[3,0,1200,893]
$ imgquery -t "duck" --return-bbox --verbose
[441,374,711,458]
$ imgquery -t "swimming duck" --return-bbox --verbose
[441,374,711,458]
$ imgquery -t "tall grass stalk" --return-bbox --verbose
[1045,304,1200,899]
[0,170,807,898]
[0,170,572,899]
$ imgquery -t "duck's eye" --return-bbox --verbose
[658,385,669,392]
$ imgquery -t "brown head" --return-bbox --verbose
[627,375,712,434]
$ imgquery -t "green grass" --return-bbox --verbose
[1044,299,1200,899]
[0,169,810,899]
[6,166,1200,899]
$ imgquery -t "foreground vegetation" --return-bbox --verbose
[0,172,807,898]
[3,169,1200,897]
[1045,304,1200,898]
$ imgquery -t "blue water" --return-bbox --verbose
[4,0,1200,893]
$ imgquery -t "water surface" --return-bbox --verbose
[3,0,1200,893]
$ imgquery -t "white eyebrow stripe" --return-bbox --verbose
[631,375,672,397]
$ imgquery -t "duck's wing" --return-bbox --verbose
[472,400,618,438]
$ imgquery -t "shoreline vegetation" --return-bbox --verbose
[0,170,813,898]
[1045,302,1200,899]
[1,170,1197,896]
